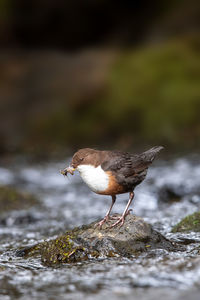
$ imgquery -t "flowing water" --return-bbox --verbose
[0,155,200,299]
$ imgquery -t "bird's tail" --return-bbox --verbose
[140,146,164,163]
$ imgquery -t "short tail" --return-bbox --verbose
[141,146,164,163]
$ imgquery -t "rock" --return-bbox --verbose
[0,211,41,226]
[172,211,200,233]
[158,184,183,203]
[17,214,177,266]
[0,185,39,214]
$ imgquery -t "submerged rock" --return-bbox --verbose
[17,214,176,266]
[172,211,200,233]
[0,185,39,213]
[158,184,183,203]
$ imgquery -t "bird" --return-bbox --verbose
[60,146,164,228]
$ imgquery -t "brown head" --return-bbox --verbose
[60,148,100,176]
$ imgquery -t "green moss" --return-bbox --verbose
[40,233,90,265]
[16,227,98,265]
[172,212,200,233]
[0,185,39,213]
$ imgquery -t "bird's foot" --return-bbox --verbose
[109,209,132,220]
[110,215,125,228]
[95,210,132,229]
[95,215,110,229]
[110,209,132,228]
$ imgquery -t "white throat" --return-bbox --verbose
[77,164,109,193]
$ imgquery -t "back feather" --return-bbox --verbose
[140,146,164,163]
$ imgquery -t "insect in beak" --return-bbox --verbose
[60,166,76,176]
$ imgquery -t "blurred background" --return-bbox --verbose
[0,0,200,159]
[1,2,200,298]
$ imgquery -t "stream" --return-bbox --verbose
[0,155,200,299]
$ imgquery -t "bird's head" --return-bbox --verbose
[60,148,98,176]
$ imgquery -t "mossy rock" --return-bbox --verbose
[17,214,177,266]
[0,185,39,213]
[172,212,200,233]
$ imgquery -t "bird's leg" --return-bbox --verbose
[110,192,134,228]
[95,195,116,228]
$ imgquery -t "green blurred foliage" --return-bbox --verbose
[46,37,199,150]
[0,0,11,19]
[100,37,200,144]
[1,37,200,155]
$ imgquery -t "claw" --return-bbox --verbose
[110,216,125,228]
[109,210,132,228]
[95,215,110,229]
[95,209,133,229]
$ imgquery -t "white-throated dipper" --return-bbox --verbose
[61,146,164,228]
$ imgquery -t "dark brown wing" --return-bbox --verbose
[101,146,163,191]
[101,151,147,191]
[102,151,152,174]
[101,151,133,173]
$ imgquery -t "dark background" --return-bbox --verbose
[0,0,200,158]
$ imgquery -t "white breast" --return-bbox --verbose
[77,164,109,193]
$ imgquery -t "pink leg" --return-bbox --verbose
[109,209,132,220]
[96,195,116,228]
[110,191,134,228]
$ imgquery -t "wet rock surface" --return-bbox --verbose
[18,215,176,266]
[78,215,176,255]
